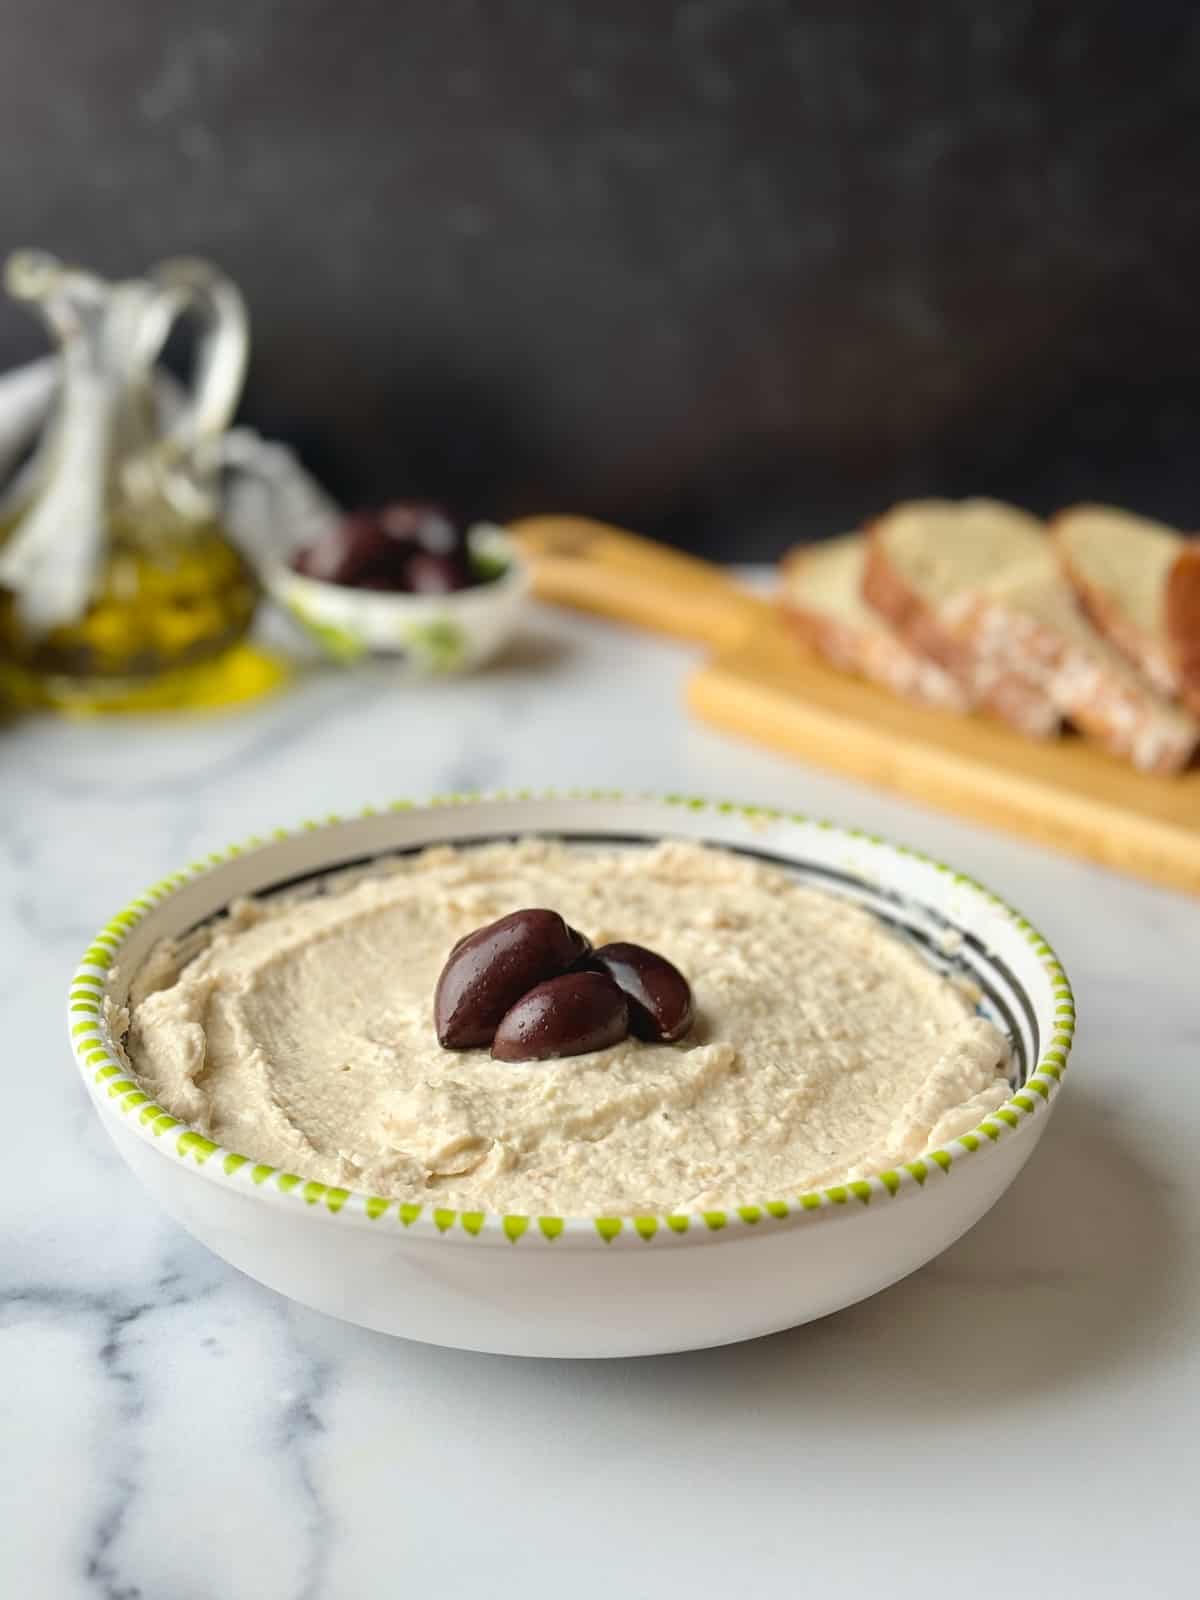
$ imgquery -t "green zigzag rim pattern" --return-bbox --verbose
[69,789,1074,1243]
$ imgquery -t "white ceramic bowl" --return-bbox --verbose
[69,793,1075,1358]
[262,524,530,672]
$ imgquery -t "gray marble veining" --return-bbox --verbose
[2,596,1197,1598]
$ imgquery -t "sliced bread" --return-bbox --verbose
[780,534,968,711]
[864,498,1199,773]
[861,499,1062,739]
[1052,504,1200,713]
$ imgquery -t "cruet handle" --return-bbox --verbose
[128,257,249,514]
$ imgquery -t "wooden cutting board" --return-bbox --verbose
[510,515,1200,896]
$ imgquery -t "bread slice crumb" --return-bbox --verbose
[780,534,968,711]
[1053,504,1200,714]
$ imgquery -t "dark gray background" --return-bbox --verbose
[2,0,1198,557]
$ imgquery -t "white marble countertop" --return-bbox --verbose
[3,592,1198,1599]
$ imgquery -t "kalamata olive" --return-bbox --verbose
[380,501,461,556]
[492,971,629,1062]
[294,501,472,591]
[356,567,416,591]
[435,909,591,1048]
[292,513,394,585]
[406,549,474,595]
[582,942,694,1043]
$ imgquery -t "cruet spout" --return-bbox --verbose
[0,250,120,632]
[5,250,112,348]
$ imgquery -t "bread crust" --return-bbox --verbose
[1166,543,1200,717]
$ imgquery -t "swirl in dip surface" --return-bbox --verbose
[117,840,1012,1214]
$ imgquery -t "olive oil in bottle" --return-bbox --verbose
[0,508,258,711]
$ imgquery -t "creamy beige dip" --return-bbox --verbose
[116,840,1012,1213]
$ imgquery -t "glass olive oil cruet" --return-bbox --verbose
[0,250,259,711]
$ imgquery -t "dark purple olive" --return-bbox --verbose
[355,565,417,592]
[435,909,591,1049]
[492,971,629,1062]
[582,942,694,1043]
[294,501,470,591]
[406,549,474,595]
[292,513,394,585]
[380,501,461,556]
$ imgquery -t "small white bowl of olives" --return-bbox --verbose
[263,501,530,673]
